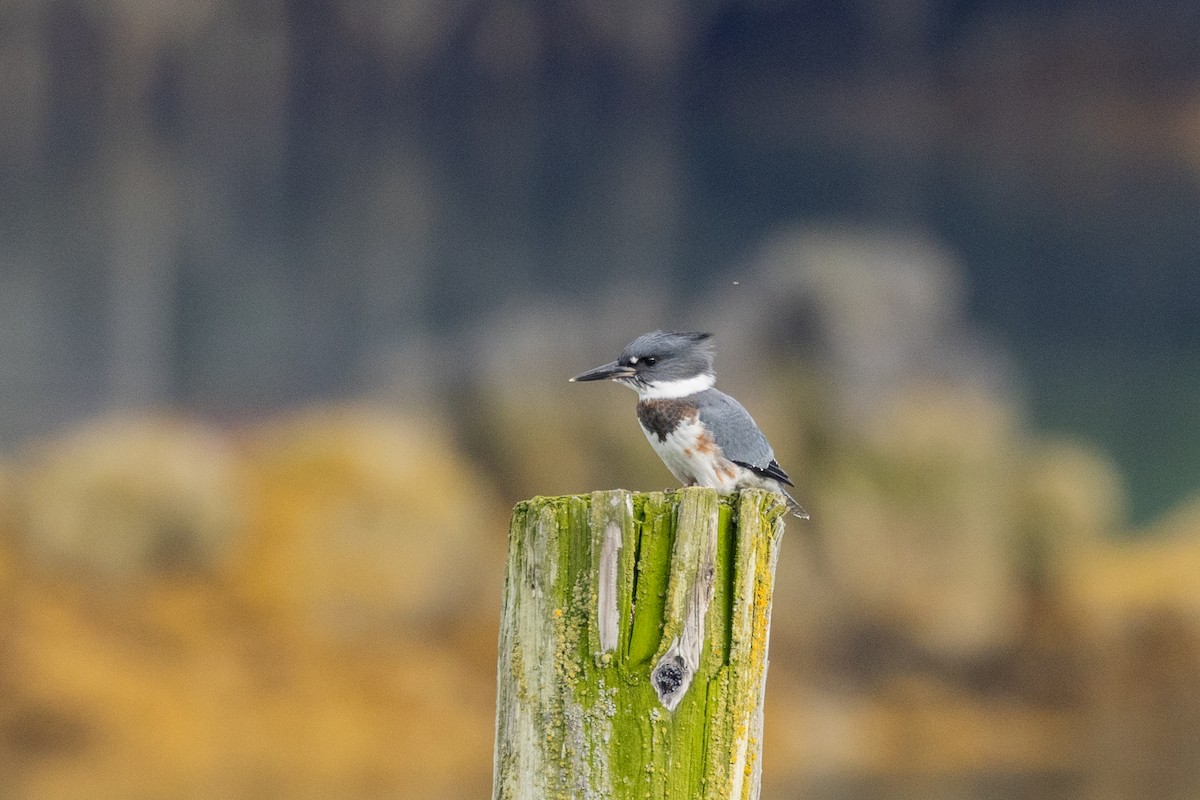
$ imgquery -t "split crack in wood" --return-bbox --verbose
[651,502,718,711]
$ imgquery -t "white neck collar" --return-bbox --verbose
[635,373,715,400]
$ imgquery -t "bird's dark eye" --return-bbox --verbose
[643,356,657,366]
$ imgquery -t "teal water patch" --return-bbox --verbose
[1015,340,1200,529]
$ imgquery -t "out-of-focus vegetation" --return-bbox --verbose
[1,408,504,800]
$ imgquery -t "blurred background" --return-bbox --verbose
[1,0,1199,798]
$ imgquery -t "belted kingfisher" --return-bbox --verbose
[570,330,808,518]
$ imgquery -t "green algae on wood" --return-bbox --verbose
[492,487,786,800]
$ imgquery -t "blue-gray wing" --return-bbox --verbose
[694,389,793,486]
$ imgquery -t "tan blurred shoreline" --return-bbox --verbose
[0,397,1196,800]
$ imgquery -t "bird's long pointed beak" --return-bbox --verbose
[569,360,636,382]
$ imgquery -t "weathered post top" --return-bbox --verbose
[493,487,786,800]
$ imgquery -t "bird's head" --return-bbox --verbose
[570,330,716,399]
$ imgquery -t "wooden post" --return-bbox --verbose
[492,487,786,800]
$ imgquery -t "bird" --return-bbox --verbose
[570,330,808,518]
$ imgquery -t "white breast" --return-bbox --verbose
[639,416,742,492]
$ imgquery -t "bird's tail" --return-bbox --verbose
[781,489,810,520]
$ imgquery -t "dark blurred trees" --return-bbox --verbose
[1,0,1198,516]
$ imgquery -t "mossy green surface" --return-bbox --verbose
[493,487,785,800]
